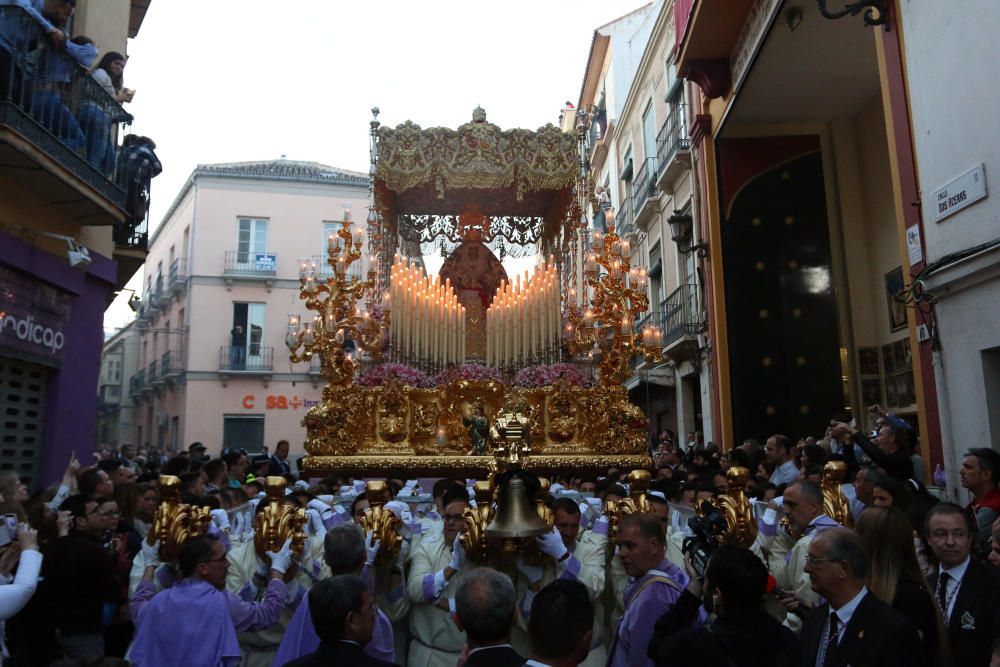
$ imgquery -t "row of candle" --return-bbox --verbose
[388,255,466,365]
[486,258,560,367]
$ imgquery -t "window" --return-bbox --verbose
[236,218,268,264]
[232,302,265,360]
[642,101,657,164]
[224,414,265,453]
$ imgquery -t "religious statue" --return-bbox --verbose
[463,401,489,455]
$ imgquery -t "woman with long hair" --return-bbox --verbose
[77,51,134,175]
[856,506,950,666]
[0,472,28,522]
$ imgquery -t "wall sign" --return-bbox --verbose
[254,253,276,272]
[932,163,987,223]
[0,266,71,367]
[242,394,320,410]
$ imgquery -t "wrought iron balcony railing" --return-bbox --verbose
[219,345,273,372]
[224,250,277,276]
[656,106,690,173]
[662,283,704,347]
[128,370,144,396]
[169,258,187,293]
[0,5,135,214]
[632,156,658,215]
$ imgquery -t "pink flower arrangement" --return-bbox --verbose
[513,363,588,388]
[431,363,504,387]
[356,362,432,388]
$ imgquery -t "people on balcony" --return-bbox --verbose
[116,134,162,224]
[78,50,132,174]
[26,1,95,152]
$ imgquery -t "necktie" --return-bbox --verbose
[937,571,951,619]
[823,612,840,667]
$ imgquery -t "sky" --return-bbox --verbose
[103,0,649,332]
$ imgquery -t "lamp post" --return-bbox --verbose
[564,207,663,386]
[286,206,389,386]
[816,1,888,27]
[668,211,708,258]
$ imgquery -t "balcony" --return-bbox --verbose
[656,106,691,190]
[588,105,609,171]
[169,258,188,295]
[219,345,274,385]
[224,250,277,290]
[661,283,704,359]
[0,5,143,235]
[617,199,638,243]
[98,383,122,408]
[144,359,158,395]
[632,157,659,229]
[160,349,182,385]
[311,255,365,282]
[128,370,144,398]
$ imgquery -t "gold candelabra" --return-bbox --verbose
[565,208,663,385]
[286,206,389,386]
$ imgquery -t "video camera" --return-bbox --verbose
[681,500,727,577]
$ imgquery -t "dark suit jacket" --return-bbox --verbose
[268,454,291,476]
[800,591,925,667]
[463,644,526,667]
[928,557,1000,667]
[281,639,399,667]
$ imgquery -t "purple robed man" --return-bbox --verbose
[128,534,292,666]
[608,514,685,667]
[271,588,395,666]
[273,523,397,666]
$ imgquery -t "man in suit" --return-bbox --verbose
[453,568,524,667]
[525,580,594,667]
[800,527,923,667]
[268,439,292,476]
[282,575,397,667]
[926,502,1000,667]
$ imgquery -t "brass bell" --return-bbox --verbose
[486,475,549,538]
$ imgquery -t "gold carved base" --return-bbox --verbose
[303,454,652,477]
[301,379,652,477]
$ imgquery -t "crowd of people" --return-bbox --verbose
[1,404,999,666]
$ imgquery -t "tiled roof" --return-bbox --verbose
[196,159,369,185]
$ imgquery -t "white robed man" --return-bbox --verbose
[515,498,609,667]
[406,485,476,667]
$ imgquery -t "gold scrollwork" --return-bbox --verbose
[148,475,211,563]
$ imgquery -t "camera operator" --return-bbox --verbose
[648,546,798,667]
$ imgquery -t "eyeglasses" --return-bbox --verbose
[98,509,120,517]
[199,557,229,565]
[443,514,465,523]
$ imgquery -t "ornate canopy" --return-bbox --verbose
[374,108,579,258]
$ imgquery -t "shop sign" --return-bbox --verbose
[932,163,987,223]
[242,394,320,410]
[0,266,70,367]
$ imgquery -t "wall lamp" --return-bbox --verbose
[119,288,142,312]
[816,0,888,27]
[668,211,708,258]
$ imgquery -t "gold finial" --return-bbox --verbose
[472,106,487,123]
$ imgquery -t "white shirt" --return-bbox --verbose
[467,643,514,657]
[770,459,799,486]
[525,661,555,667]
[937,555,970,622]
[816,587,868,667]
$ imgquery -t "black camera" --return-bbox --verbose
[681,500,727,578]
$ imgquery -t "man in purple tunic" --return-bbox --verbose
[129,534,291,666]
[272,523,397,666]
[607,513,682,667]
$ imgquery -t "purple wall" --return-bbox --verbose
[0,229,117,487]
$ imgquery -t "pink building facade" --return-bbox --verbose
[129,160,370,458]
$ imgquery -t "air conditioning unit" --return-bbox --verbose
[156,412,168,428]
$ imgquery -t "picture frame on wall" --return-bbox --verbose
[858,347,880,376]
[885,267,909,332]
[885,375,898,407]
[861,378,883,407]
[893,340,907,371]
[882,343,896,374]
[897,373,911,407]
[903,337,912,370]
